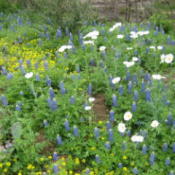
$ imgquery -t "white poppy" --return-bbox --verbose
[25,72,33,79]
[152,74,166,80]
[118,122,126,133]
[132,57,139,62]
[58,45,73,52]
[165,54,174,64]
[99,46,106,51]
[151,120,159,128]
[88,97,95,103]
[109,22,122,32]
[112,77,121,84]
[117,34,124,39]
[124,111,133,121]
[131,135,144,142]
[84,106,92,111]
[83,40,94,45]
[123,61,135,68]
[157,46,163,50]
[83,30,99,40]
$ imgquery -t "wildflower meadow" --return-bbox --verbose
[0,9,175,175]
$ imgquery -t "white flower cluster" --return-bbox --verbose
[160,53,174,64]
[130,30,149,39]
[131,135,144,142]
[109,22,122,32]
[58,45,73,52]
[25,72,33,79]
[150,46,164,50]
[83,30,99,40]
[152,74,166,80]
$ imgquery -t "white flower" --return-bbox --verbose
[58,45,73,52]
[132,57,139,62]
[117,34,124,39]
[99,46,106,51]
[149,46,156,50]
[130,32,138,39]
[83,40,94,45]
[127,47,133,50]
[157,46,163,50]
[109,22,122,32]
[25,72,33,79]
[123,61,135,68]
[131,135,144,142]
[88,97,95,103]
[165,54,174,64]
[152,74,166,80]
[118,122,126,133]
[112,77,121,84]
[83,30,99,40]
[137,31,150,36]
[84,106,92,111]
[160,53,174,64]
[151,120,159,128]
[124,111,133,121]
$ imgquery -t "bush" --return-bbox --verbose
[8,0,96,30]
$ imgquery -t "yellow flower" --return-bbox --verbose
[61,162,66,166]
[69,170,73,174]
[75,173,80,175]
[98,121,103,125]
[123,167,128,171]
[0,163,3,168]
[6,162,11,167]
[18,172,22,175]
[48,155,52,159]
[82,159,86,163]
[90,147,96,151]
[122,156,127,160]
[75,158,80,165]
[39,157,45,162]
[27,164,35,170]
[3,168,8,172]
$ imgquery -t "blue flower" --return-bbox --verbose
[108,129,113,142]
[53,165,59,174]
[132,167,139,174]
[53,152,58,161]
[35,74,40,81]
[73,126,79,136]
[142,145,148,154]
[43,120,49,127]
[56,135,63,145]
[106,121,112,130]
[149,152,156,165]
[118,85,124,95]
[104,141,111,150]
[88,83,92,96]
[69,96,75,104]
[118,163,123,168]
[49,87,55,99]
[132,102,137,112]
[133,90,139,101]
[64,119,70,131]
[6,73,13,80]
[94,127,100,139]
[109,110,115,122]
[46,76,52,87]
[112,94,118,107]
[0,95,8,106]
[145,88,151,102]
[128,81,132,93]
[165,157,171,166]
[172,143,175,153]
[95,154,100,163]
[56,28,62,39]
[162,143,168,152]
[47,98,58,111]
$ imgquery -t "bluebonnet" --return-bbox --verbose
[142,145,148,154]
[145,88,151,102]
[76,65,80,73]
[59,82,66,94]
[149,152,156,165]
[56,135,63,145]
[17,17,22,25]
[43,120,49,127]
[146,48,150,54]
[104,141,111,150]
[44,61,49,70]
[166,113,173,126]
[121,141,127,150]
[15,103,22,111]
[0,95,8,106]
[88,83,92,96]
[172,143,175,153]
[128,81,132,93]
[65,27,69,36]
[94,127,100,139]
[56,28,62,39]
[6,73,13,80]
[45,32,50,40]
[46,76,52,87]
[35,74,40,81]
[132,168,139,175]
[49,88,55,99]
[78,33,83,45]
[26,60,31,67]
[162,143,168,152]
[53,152,58,161]
[125,71,131,81]
[34,62,39,69]
[69,96,75,104]
[19,66,26,75]
[144,73,151,82]
[85,168,90,174]
[73,126,79,136]
[112,94,118,107]
[118,163,123,168]
[118,85,124,95]
[165,157,171,166]
[53,165,59,174]
[109,110,115,122]
[169,171,174,175]
[47,98,58,110]
[108,129,113,142]
[132,74,138,84]
[141,80,146,92]
[133,90,139,101]
[127,130,131,136]
[1,66,7,75]
[106,121,112,130]
[95,154,100,163]
[19,91,24,96]
[132,102,137,112]
[64,120,70,131]
[69,32,73,41]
